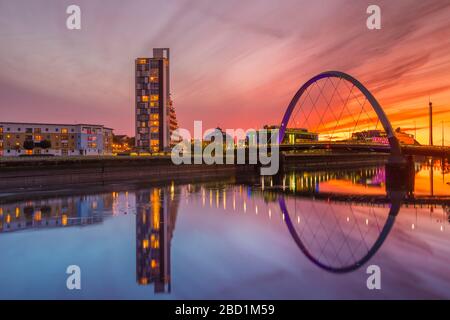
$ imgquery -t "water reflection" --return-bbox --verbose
[135,187,179,293]
[0,187,181,295]
[0,161,449,298]
[278,192,403,273]
[0,195,114,232]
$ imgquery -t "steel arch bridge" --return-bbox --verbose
[279,71,402,157]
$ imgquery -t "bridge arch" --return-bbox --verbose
[279,71,401,156]
[278,192,404,273]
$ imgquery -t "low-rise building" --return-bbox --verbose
[247,125,319,145]
[0,122,113,157]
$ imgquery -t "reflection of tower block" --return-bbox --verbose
[136,192,153,285]
[136,188,179,293]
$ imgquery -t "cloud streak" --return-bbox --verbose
[0,0,449,144]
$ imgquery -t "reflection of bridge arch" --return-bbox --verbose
[278,192,404,273]
[279,71,402,157]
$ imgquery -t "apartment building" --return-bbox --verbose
[135,48,179,152]
[0,122,113,157]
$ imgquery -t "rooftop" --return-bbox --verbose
[0,121,112,129]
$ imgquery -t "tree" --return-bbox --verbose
[39,140,51,149]
[23,140,35,150]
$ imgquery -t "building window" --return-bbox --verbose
[61,128,68,134]
[150,95,159,102]
[141,96,149,102]
[34,128,41,133]
[150,114,159,120]
[34,135,42,142]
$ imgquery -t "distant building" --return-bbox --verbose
[112,134,133,154]
[351,129,417,145]
[135,48,179,153]
[0,122,113,157]
[395,128,417,145]
[351,130,388,144]
[248,125,318,145]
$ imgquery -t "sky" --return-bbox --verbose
[0,0,450,144]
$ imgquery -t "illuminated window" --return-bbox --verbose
[141,96,149,102]
[62,215,68,226]
[150,102,159,107]
[150,234,159,249]
[150,114,159,120]
[151,259,157,269]
[150,127,159,133]
[149,76,158,83]
[142,239,149,249]
[150,95,159,102]
[137,58,147,64]
[150,140,159,147]
[34,135,42,142]
[61,128,68,134]
[34,210,42,222]
[150,121,159,127]
[289,134,295,145]
[0,127,3,133]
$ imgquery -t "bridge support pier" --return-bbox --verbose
[386,154,415,197]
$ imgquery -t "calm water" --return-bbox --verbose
[0,161,449,299]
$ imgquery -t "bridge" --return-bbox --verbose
[277,71,450,160]
[279,142,450,158]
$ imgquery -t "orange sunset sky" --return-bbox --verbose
[0,0,450,145]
